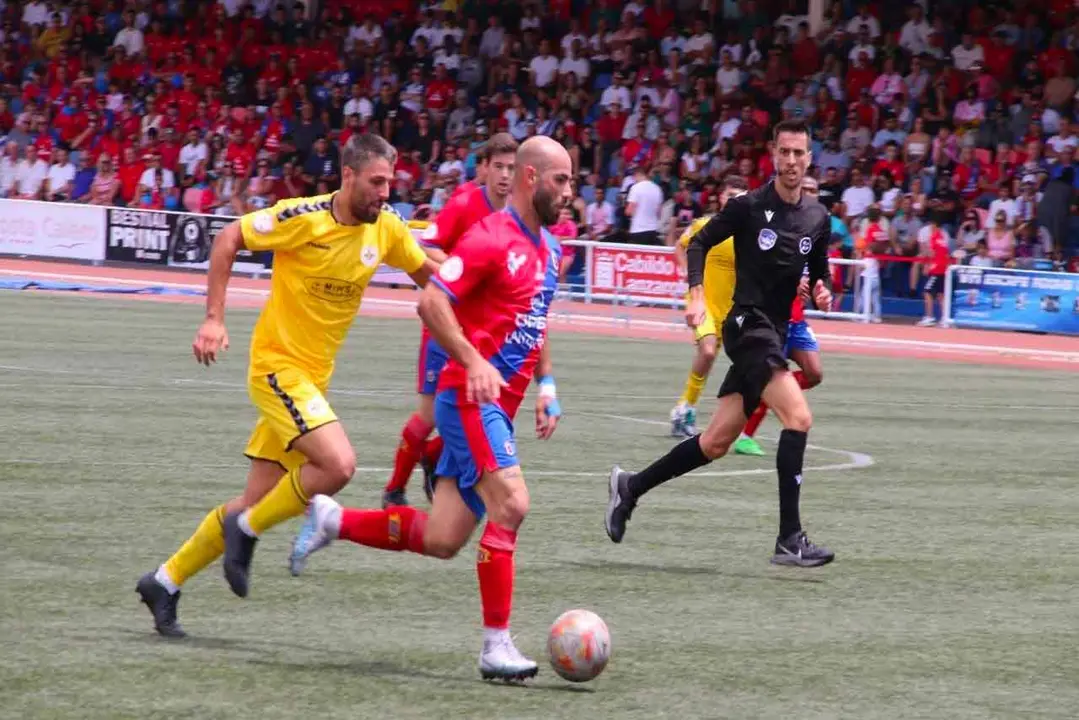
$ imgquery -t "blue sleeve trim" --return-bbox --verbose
[430,276,459,303]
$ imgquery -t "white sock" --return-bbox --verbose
[155,564,180,595]
[323,502,342,538]
[483,627,510,645]
[738,432,749,441]
[237,510,257,538]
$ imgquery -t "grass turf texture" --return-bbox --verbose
[1,293,1078,719]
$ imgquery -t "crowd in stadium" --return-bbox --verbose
[2,0,1079,294]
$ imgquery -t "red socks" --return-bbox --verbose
[423,435,444,467]
[384,414,434,493]
[476,523,516,629]
[743,371,811,438]
[743,400,769,437]
[338,506,428,554]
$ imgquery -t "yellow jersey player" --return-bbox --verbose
[136,134,436,637]
[669,175,747,438]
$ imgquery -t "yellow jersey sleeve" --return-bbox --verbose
[380,208,427,274]
[241,196,332,252]
[678,216,713,248]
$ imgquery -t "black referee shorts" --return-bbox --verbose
[718,308,789,417]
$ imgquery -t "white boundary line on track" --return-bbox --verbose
[5,267,1079,361]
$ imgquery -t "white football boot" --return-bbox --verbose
[288,494,341,576]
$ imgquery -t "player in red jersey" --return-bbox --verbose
[734,177,825,456]
[289,137,573,681]
[381,133,519,508]
[449,135,492,201]
[917,210,953,326]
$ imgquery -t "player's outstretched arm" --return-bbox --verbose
[192,220,243,366]
[416,283,506,404]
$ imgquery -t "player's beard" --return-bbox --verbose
[350,189,382,224]
[534,184,564,226]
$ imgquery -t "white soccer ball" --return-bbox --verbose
[546,609,611,682]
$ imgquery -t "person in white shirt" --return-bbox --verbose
[15,145,48,199]
[898,4,932,57]
[478,15,504,59]
[841,169,875,222]
[21,0,48,27]
[113,11,145,56]
[599,74,632,109]
[848,28,876,64]
[561,19,588,57]
[988,185,1018,227]
[348,17,382,52]
[528,40,559,90]
[846,4,881,39]
[178,130,209,178]
[0,141,19,197]
[410,14,438,50]
[624,166,664,245]
[343,85,374,121]
[684,18,714,64]
[137,152,176,196]
[715,51,742,98]
[44,147,76,200]
[951,33,985,71]
[1046,120,1078,157]
[585,195,615,240]
[661,26,686,56]
[558,41,590,84]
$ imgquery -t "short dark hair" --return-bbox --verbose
[722,175,749,192]
[482,132,519,161]
[772,119,810,142]
[341,133,397,171]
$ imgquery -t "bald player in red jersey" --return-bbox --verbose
[735,177,826,456]
[381,133,519,508]
[290,136,574,682]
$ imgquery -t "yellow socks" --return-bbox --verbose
[162,505,226,588]
[680,372,707,407]
[242,467,309,536]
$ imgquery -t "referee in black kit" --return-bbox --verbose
[605,119,836,567]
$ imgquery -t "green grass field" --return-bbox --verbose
[2,293,1078,719]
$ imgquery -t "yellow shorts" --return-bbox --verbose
[694,309,718,343]
[690,297,733,344]
[244,367,338,471]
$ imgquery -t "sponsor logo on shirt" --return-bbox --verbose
[304,277,362,303]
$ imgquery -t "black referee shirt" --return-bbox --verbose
[688,181,831,328]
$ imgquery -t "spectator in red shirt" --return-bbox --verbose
[424,64,456,125]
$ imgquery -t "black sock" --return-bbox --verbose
[776,429,807,539]
[627,435,711,500]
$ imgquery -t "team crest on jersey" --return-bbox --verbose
[439,256,464,282]
[507,251,527,276]
[799,236,812,255]
[252,211,274,234]
[360,245,379,267]
[757,228,778,251]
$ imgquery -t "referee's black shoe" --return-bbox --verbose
[604,466,636,543]
[222,512,258,597]
[771,530,835,568]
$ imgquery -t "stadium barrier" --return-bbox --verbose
[5,198,1077,334]
[942,264,1079,335]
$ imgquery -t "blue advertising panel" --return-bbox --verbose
[949,266,1079,336]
